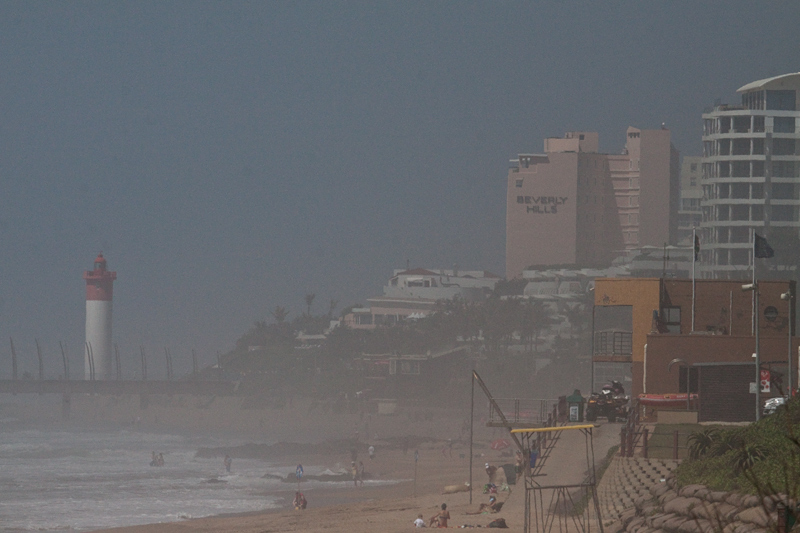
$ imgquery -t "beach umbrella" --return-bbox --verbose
[490,438,511,450]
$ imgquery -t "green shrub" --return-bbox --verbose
[677,396,800,496]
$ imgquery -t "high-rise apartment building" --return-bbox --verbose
[506,129,679,279]
[607,128,680,252]
[700,73,800,279]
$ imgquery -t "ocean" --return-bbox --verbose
[0,425,361,532]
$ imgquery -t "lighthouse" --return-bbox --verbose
[83,253,117,380]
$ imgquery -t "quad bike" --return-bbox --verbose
[585,381,629,423]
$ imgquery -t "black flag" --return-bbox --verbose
[694,234,700,261]
[754,233,775,258]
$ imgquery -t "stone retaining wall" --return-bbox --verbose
[607,474,792,533]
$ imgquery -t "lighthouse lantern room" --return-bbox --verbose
[83,253,117,380]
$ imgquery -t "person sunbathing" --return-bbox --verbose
[465,496,504,515]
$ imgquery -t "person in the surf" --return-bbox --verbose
[293,491,307,510]
[150,451,158,467]
[224,455,232,473]
[157,453,165,467]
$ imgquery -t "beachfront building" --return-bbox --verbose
[700,72,800,280]
[593,277,797,422]
[506,129,679,279]
[342,268,501,330]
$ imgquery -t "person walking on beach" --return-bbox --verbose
[351,461,359,487]
[368,445,375,460]
[358,461,365,486]
[485,462,497,483]
[441,439,453,458]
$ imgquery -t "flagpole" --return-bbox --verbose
[692,227,696,333]
[752,229,756,335]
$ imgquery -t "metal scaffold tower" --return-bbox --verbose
[470,371,602,533]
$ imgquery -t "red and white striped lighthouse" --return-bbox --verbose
[83,253,117,380]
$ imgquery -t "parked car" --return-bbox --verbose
[763,396,788,416]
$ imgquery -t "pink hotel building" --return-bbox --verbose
[506,128,679,279]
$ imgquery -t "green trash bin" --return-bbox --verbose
[566,389,584,422]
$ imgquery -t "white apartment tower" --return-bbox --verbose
[700,73,800,279]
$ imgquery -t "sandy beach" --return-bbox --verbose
[3,394,618,532]
[90,444,526,533]
[66,397,619,533]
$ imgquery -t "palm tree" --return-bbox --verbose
[304,293,316,316]
[271,306,289,323]
[328,299,339,318]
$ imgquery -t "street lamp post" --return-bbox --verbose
[743,283,760,421]
[781,290,793,396]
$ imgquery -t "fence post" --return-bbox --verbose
[777,503,787,533]
[627,425,634,457]
[620,427,627,457]
[643,428,649,459]
[673,430,679,461]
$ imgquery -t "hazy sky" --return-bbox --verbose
[1,2,799,376]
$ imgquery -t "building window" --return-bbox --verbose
[732,161,750,178]
[732,138,750,155]
[774,117,796,133]
[773,161,799,178]
[731,183,749,199]
[773,138,797,156]
[773,183,796,200]
[731,227,749,243]
[660,307,681,333]
[731,205,749,221]
[773,205,795,222]
[731,249,749,266]
[516,179,523,188]
[733,116,750,133]
[766,90,796,111]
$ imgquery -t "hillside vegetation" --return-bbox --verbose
[677,397,800,497]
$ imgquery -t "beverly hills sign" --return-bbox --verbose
[516,195,568,214]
